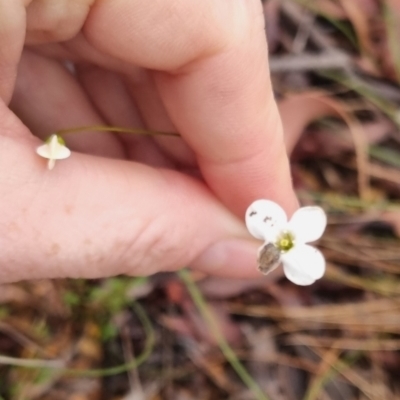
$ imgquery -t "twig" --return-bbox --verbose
[292,8,315,53]
[282,0,340,50]
[269,51,351,73]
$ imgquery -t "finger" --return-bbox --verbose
[10,50,125,158]
[84,0,233,70]
[156,53,296,216]
[0,100,262,283]
[0,0,26,103]
[84,0,298,216]
[76,64,175,168]
[125,71,197,167]
[25,0,93,44]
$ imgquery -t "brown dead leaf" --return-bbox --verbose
[380,210,400,237]
[295,118,392,160]
[159,314,195,337]
[161,296,242,346]
[182,298,242,346]
[165,279,185,304]
[229,297,400,333]
[338,1,369,53]
[279,92,370,198]
[286,334,400,351]
[382,0,400,81]
[264,0,281,53]
[310,0,347,19]
[0,284,29,304]
[183,339,233,393]
[338,0,379,55]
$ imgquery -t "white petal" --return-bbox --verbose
[54,146,71,160]
[36,144,51,158]
[48,158,56,170]
[283,266,316,286]
[36,143,71,160]
[245,200,287,241]
[281,244,325,286]
[288,206,327,243]
[49,134,59,156]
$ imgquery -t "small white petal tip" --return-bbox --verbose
[245,199,287,241]
[245,199,327,286]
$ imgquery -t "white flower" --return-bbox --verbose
[36,134,71,170]
[245,200,327,286]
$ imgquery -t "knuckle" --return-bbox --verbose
[25,0,93,43]
[117,216,186,275]
[84,0,245,71]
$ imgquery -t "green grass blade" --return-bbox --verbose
[178,269,270,400]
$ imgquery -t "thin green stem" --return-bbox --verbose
[0,302,154,378]
[318,70,400,129]
[178,269,270,400]
[0,355,62,369]
[55,125,179,138]
[369,146,400,169]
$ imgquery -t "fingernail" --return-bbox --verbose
[190,238,263,278]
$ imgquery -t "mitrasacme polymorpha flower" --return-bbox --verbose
[245,200,327,286]
[36,134,71,170]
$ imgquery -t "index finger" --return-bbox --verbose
[155,35,298,216]
[85,0,298,216]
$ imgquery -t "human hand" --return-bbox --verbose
[0,0,297,283]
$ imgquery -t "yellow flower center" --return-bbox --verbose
[45,134,66,146]
[276,231,295,252]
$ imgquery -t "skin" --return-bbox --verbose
[0,0,298,283]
